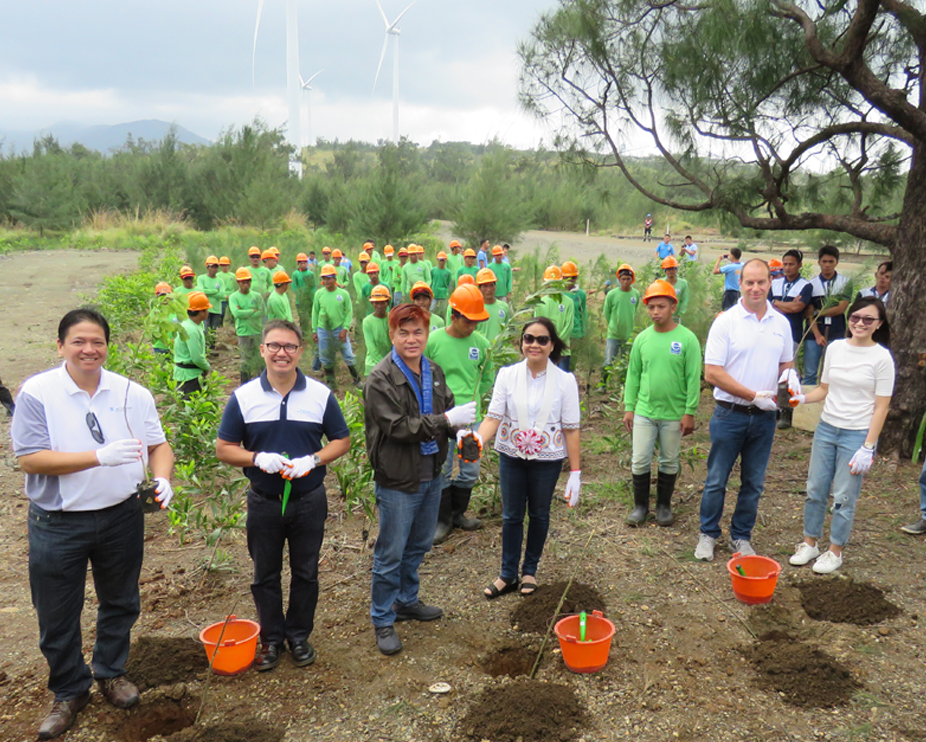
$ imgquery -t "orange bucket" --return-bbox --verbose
[553,610,615,673]
[199,615,260,675]
[727,553,782,605]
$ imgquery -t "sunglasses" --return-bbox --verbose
[848,313,879,326]
[86,412,104,444]
[522,334,551,346]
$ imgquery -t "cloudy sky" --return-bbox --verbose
[1,0,561,148]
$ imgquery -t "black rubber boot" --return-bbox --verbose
[324,367,338,390]
[655,471,678,527]
[433,488,454,544]
[348,365,362,386]
[451,485,482,530]
[626,472,651,527]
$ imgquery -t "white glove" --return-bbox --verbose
[564,470,581,508]
[752,391,779,412]
[778,368,802,396]
[456,428,484,449]
[96,439,143,467]
[284,454,316,479]
[849,446,874,475]
[253,452,291,474]
[789,393,806,408]
[154,477,174,509]
[445,401,477,427]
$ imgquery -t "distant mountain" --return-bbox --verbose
[0,120,211,154]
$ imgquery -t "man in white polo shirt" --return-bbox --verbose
[11,308,175,740]
[695,260,795,561]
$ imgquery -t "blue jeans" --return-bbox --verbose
[371,479,442,627]
[317,326,356,368]
[499,453,564,580]
[246,486,327,645]
[28,497,144,701]
[557,356,571,372]
[441,425,482,489]
[721,290,740,311]
[631,415,682,475]
[604,338,626,367]
[699,405,776,541]
[804,421,868,547]
[802,337,825,385]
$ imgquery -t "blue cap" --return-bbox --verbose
[605,279,612,286]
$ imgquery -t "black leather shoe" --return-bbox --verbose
[255,643,284,672]
[289,639,317,667]
[38,690,91,740]
[394,601,443,622]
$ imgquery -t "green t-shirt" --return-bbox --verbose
[624,324,702,420]
[316,258,334,278]
[362,314,392,375]
[267,290,294,322]
[479,300,510,342]
[401,261,432,296]
[566,287,588,339]
[312,287,353,330]
[380,259,398,290]
[219,271,238,299]
[455,265,479,283]
[196,274,225,315]
[671,277,690,318]
[173,318,210,382]
[173,285,195,305]
[536,294,576,352]
[430,267,453,299]
[429,312,446,332]
[291,269,316,305]
[603,287,641,341]
[488,261,513,297]
[228,289,264,337]
[425,329,493,414]
[334,264,350,288]
[353,271,370,296]
[446,253,462,276]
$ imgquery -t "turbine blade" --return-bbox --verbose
[372,35,389,94]
[252,0,265,87]
[305,69,324,86]
[375,0,389,28]
[392,0,418,28]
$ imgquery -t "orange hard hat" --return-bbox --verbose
[370,285,392,302]
[154,282,172,296]
[661,256,679,269]
[273,271,292,285]
[449,240,462,249]
[205,254,219,266]
[616,263,636,283]
[492,245,504,256]
[384,245,395,256]
[359,251,370,262]
[366,262,380,273]
[411,281,433,298]
[320,264,337,277]
[218,256,231,265]
[180,266,195,278]
[463,248,477,258]
[261,249,275,260]
[643,279,677,305]
[476,268,497,285]
[332,249,343,259]
[269,246,280,256]
[437,251,448,260]
[449,284,490,321]
[561,261,579,277]
[398,248,409,256]
[296,252,309,262]
[187,291,213,311]
[248,246,261,256]
[543,265,563,281]
[322,246,332,254]
[235,268,253,281]
[457,273,476,286]
[768,258,783,270]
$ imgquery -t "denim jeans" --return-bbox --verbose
[721,290,740,311]
[28,497,144,701]
[246,485,327,645]
[441,424,482,489]
[920,459,926,519]
[631,415,682,475]
[317,326,356,368]
[804,420,868,547]
[603,338,627,367]
[802,337,825,385]
[499,453,564,581]
[557,356,571,372]
[370,479,442,627]
[699,404,776,541]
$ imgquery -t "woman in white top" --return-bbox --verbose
[788,297,894,573]
[476,317,581,598]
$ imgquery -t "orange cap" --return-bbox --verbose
[437,251,448,260]
[155,282,172,296]
[261,249,275,261]
[370,285,392,302]
[543,265,563,281]
[359,251,370,262]
[384,245,395,256]
[322,246,332,254]
[457,273,476,286]
[643,279,677,304]
[235,268,253,281]
[269,246,280,256]
[320,264,337,277]
[561,261,579,277]
[449,284,490,321]
[273,271,292,285]
[366,262,380,274]
[332,249,343,259]
[476,268,497,285]
[179,266,195,278]
[492,245,504,256]
[187,291,213,311]
[205,254,219,266]
[248,246,261,256]
[398,248,409,256]
[661,256,679,269]
[768,258,783,271]
[617,263,636,283]
[296,252,309,262]
[411,281,433,298]
[219,256,231,265]
[463,248,477,258]
[449,240,462,249]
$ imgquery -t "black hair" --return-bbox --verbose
[877,260,893,273]
[783,249,804,264]
[187,309,202,318]
[846,297,890,348]
[58,307,110,344]
[261,319,303,344]
[685,235,692,240]
[819,244,840,261]
[730,247,742,260]
[520,316,565,364]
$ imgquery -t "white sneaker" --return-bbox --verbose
[730,538,756,557]
[695,534,717,561]
[789,542,820,566]
[812,550,843,574]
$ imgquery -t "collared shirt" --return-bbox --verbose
[770,275,813,343]
[858,286,890,305]
[808,272,851,337]
[217,369,349,496]
[704,300,794,406]
[11,365,167,511]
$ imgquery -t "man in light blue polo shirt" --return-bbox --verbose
[655,233,675,261]
[713,247,744,310]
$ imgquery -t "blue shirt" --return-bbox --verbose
[218,369,349,495]
[477,249,488,268]
[720,262,743,292]
[656,241,675,260]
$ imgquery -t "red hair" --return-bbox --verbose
[388,303,430,331]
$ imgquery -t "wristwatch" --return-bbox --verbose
[862,442,876,451]
[313,454,322,467]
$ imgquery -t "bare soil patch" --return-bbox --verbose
[798,578,903,625]
[510,581,607,634]
[125,636,209,691]
[164,719,284,742]
[481,645,537,678]
[117,699,195,741]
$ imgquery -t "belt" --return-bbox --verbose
[716,400,769,416]
[174,362,202,370]
[250,486,302,503]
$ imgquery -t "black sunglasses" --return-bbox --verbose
[522,334,551,347]
[86,412,104,444]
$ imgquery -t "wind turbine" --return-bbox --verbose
[252,0,302,157]
[372,0,419,144]
[299,70,323,149]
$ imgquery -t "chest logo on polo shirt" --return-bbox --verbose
[631,297,637,304]
[336,296,343,302]
[499,310,507,319]
[469,347,480,360]
[670,341,682,355]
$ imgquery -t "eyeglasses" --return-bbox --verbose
[86,412,104,444]
[264,342,301,354]
[522,334,551,346]
[848,314,879,326]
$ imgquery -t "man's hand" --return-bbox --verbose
[283,454,316,479]
[96,439,144,467]
[253,452,291,474]
[445,401,477,428]
[752,391,779,412]
[680,414,695,436]
[814,333,827,347]
[623,411,634,435]
[312,332,319,343]
[154,477,174,509]
[338,329,348,342]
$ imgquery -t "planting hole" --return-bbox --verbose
[797,579,901,626]
[118,700,194,742]
[162,720,284,742]
[126,636,209,691]
[482,646,537,678]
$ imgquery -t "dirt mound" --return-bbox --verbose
[126,636,209,691]
[164,720,284,742]
[747,635,861,708]
[457,679,585,742]
[482,646,538,678]
[510,581,607,634]
[798,579,902,625]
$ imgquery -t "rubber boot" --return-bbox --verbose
[655,471,677,527]
[324,367,338,390]
[348,365,362,387]
[626,472,651,527]
[451,485,482,530]
[433,488,454,544]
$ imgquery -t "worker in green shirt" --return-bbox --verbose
[400,246,431,298]
[267,271,294,322]
[431,252,453,316]
[426,284,493,544]
[362,240,383,267]
[218,256,237,320]
[380,246,397,293]
[410,282,446,332]
[603,264,642,371]
[173,291,212,397]
[661,256,690,323]
[228,267,265,384]
[446,240,463,276]
[353,252,371,298]
[255,250,277,301]
[455,249,480,284]
[488,246,513,301]
[246,247,269,298]
[445,274,476,325]
[361,263,384,317]
[174,266,196,303]
[476,268,510,343]
[331,249,350,288]
[393,247,409,305]
[317,246,334,277]
[562,261,588,343]
[151,282,177,355]
[313,264,361,388]
[362,285,393,375]
[197,255,225,348]
[292,252,316,320]
[623,279,701,528]
[536,265,576,372]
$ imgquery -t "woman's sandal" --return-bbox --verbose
[520,577,538,596]
[484,577,519,600]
